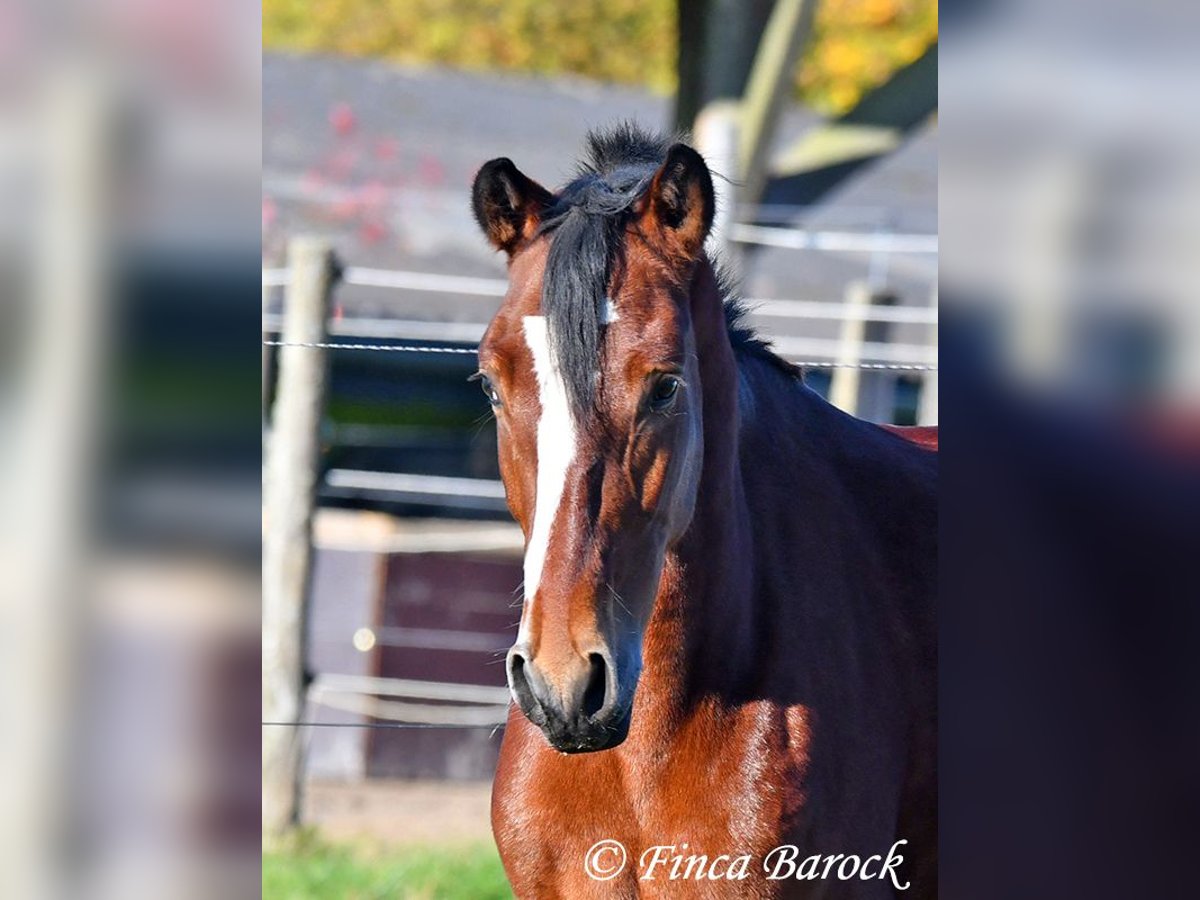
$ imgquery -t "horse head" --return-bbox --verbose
[472,130,718,752]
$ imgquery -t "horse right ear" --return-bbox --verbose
[640,143,715,263]
[472,158,553,256]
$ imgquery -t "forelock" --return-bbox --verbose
[536,124,672,418]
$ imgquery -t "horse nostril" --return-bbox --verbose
[582,653,609,719]
[508,650,532,702]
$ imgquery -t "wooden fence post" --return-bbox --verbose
[262,237,337,843]
[919,286,939,425]
[828,281,871,416]
[6,66,111,900]
[738,0,816,211]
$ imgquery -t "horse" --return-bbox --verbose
[470,125,937,898]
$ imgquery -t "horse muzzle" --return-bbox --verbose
[506,644,635,753]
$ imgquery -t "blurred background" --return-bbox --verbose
[5,0,1194,898]
[260,0,937,896]
[0,3,261,900]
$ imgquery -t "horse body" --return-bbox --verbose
[472,127,936,898]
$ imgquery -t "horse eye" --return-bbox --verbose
[475,374,501,407]
[649,375,680,412]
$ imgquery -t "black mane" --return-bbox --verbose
[537,123,797,416]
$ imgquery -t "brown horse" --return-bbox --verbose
[471,125,936,898]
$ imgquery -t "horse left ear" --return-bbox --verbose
[641,143,715,262]
[472,158,553,256]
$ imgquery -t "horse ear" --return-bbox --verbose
[472,158,553,255]
[640,143,715,261]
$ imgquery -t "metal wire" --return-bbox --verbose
[263,339,478,355]
[261,720,505,730]
[796,361,937,371]
[263,339,937,371]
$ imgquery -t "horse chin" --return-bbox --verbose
[541,704,632,755]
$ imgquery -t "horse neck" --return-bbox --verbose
[644,260,759,704]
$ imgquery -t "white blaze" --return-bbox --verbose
[601,297,620,324]
[519,316,577,635]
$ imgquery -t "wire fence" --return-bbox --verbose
[263,339,479,355]
[264,673,513,731]
[262,720,506,730]
[728,224,937,255]
[262,338,937,371]
[263,254,939,373]
[263,265,938,323]
[266,673,513,731]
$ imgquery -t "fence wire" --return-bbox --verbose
[262,339,937,372]
[262,720,506,730]
[263,339,478,355]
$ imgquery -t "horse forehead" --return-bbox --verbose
[607,289,688,358]
[488,298,681,388]
[482,234,684,381]
[507,238,550,303]
[611,244,688,330]
[480,245,546,363]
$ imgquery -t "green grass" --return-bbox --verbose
[263,834,513,900]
